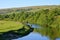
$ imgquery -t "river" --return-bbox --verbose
[12,24,60,40]
[13,32,50,40]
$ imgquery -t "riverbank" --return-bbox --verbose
[0,21,34,40]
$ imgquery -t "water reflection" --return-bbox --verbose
[13,32,50,40]
[1,23,59,40]
[25,23,60,40]
[56,38,60,40]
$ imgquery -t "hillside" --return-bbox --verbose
[0,5,60,40]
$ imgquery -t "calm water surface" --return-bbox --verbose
[13,24,60,40]
[13,32,50,40]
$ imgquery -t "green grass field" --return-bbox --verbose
[0,20,23,32]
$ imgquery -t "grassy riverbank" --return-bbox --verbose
[0,20,33,40]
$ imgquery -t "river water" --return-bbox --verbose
[12,24,60,40]
[13,32,50,40]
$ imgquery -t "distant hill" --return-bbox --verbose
[0,5,60,14]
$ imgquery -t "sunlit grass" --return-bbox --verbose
[0,20,23,32]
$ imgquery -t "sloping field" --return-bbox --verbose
[0,21,23,32]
